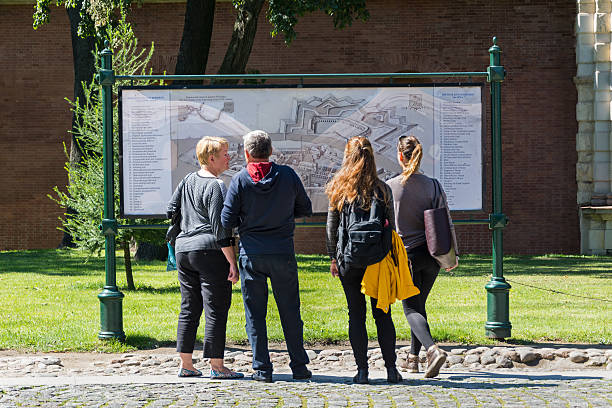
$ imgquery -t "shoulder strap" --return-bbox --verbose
[172,172,193,212]
[369,182,388,221]
[431,178,445,209]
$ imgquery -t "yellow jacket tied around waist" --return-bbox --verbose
[361,230,420,312]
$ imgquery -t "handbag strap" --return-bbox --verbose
[169,172,193,218]
[431,178,445,209]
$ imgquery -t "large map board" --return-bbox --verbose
[119,85,483,217]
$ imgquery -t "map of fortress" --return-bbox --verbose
[173,94,420,211]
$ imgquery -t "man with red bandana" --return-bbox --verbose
[221,130,313,383]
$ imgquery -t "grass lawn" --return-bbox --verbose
[0,249,610,352]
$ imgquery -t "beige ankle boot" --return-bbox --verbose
[424,345,447,378]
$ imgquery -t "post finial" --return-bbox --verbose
[489,36,501,55]
[101,39,113,57]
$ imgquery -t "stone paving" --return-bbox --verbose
[1,345,611,407]
[1,371,611,407]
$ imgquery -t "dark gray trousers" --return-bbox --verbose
[402,245,440,355]
[176,250,231,358]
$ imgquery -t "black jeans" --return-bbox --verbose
[339,267,397,370]
[239,254,309,374]
[402,245,440,355]
[176,250,232,358]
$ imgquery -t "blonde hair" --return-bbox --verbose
[398,135,423,184]
[196,136,228,166]
[325,137,381,211]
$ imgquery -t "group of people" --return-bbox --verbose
[168,130,458,384]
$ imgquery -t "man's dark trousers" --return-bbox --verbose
[238,254,309,374]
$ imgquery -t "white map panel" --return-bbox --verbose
[120,86,482,216]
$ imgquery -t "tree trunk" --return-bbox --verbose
[174,0,216,79]
[60,3,96,248]
[122,239,135,290]
[217,0,266,81]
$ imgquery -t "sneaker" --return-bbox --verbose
[251,370,273,383]
[424,345,447,378]
[292,368,312,380]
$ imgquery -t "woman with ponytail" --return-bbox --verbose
[325,136,402,384]
[386,135,458,379]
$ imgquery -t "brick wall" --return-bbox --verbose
[0,0,578,254]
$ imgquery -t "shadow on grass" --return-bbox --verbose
[444,254,612,277]
[124,334,176,350]
[123,285,317,295]
[0,250,105,277]
[124,284,180,294]
[2,250,610,279]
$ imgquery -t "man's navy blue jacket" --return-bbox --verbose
[221,163,312,255]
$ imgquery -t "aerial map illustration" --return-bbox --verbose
[170,89,430,212]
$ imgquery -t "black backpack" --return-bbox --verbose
[336,191,392,271]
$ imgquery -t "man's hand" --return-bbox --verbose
[228,263,239,284]
[330,260,339,277]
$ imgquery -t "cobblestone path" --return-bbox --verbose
[1,372,611,407]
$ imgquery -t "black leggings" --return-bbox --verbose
[402,245,440,355]
[340,267,397,370]
[176,250,232,358]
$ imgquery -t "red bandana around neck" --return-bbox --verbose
[247,162,272,183]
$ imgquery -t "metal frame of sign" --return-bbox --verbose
[118,82,485,218]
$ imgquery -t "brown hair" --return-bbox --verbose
[196,136,228,166]
[398,135,423,184]
[325,137,381,211]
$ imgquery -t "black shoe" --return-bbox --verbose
[292,368,312,380]
[353,368,369,384]
[251,370,273,383]
[386,367,402,383]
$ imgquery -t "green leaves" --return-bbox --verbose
[32,0,53,29]
[33,0,133,39]
[267,0,369,44]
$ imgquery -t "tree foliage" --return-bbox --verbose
[33,0,132,38]
[50,16,163,287]
[266,0,369,44]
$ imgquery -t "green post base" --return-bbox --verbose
[98,287,126,341]
[484,277,511,339]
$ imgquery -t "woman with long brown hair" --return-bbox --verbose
[325,136,402,384]
[386,135,458,378]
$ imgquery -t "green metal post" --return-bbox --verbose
[98,42,125,341]
[485,37,511,339]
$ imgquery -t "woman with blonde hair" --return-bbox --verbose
[325,136,402,384]
[167,136,243,379]
[386,135,458,378]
